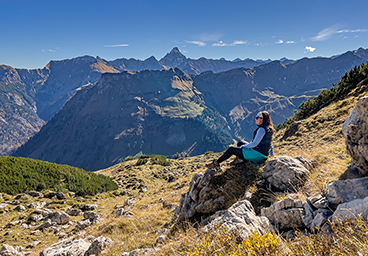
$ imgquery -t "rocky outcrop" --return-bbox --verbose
[262,156,312,192]
[342,94,368,176]
[261,195,304,230]
[331,197,368,223]
[260,176,368,234]
[326,177,368,205]
[203,200,273,239]
[174,163,261,222]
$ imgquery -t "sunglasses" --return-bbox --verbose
[256,116,263,120]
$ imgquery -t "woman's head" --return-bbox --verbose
[256,111,275,134]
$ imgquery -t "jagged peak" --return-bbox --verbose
[170,47,180,54]
[144,56,158,61]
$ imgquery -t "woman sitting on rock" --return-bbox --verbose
[206,111,275,169]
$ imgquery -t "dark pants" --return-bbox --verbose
[217,140,249,164]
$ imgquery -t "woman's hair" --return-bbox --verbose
[260,111,275,134]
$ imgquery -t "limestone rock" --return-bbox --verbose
[310,213,328,231]
[342,94,368,175]
[84,236,113,256]
[39,238,91,256]
[263,156,311,192]
[331,196,368,223]
[203,200,273,239]
[84,212,103,224]
[261,195,304,230]
[121,248,159,256]
[45,191,67,200]
[66,208,83,216]
[0,244,24,256]
[28,191,43,197]
[36,219,52,230]
[75,219,91,231]
[326,177,368,205]
[35,208,52,217]
[82,204,98,211]
[48,211,70,225]
[302,201,315,228]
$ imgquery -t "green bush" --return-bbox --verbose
[0,156,118,196]
[136,157,149,166]
[124,156,136,162]
[150,154,171,166]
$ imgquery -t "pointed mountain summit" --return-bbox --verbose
[159,47,188,68]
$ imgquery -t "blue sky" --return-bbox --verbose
[1,0,368,69]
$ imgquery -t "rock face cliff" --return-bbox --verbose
[342,94,368,176]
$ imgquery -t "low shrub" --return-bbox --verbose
[0,156,118,196]
[150,154,171,166]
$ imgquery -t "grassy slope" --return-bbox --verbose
[0,87,367,255]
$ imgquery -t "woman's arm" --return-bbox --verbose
[242,127,265,148]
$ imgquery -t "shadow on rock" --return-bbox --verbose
[173,160,265,225]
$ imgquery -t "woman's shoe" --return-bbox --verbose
[206,159,220,169]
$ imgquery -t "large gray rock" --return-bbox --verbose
[40,238,91,256]
[84,236,113,256]
[263,156,311,192]
[48,211,70,225]
[121,248,159,256]
[342,94,368,175]
[203,200,273,239]
[66,208,83,216]
[331,196,368,223]
[261,195,304,230]
[326,177,368,205]
[0,244,24,256]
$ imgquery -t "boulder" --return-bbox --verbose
[84,212,103,224]
[122,248,159,256]
[262,156,311,192]
[45,191,67,200]
[0,244,24,256]
[342,94,368,175]
[83,204,98,211]
[175,162,263,223]
[66,208,83,216]
[326,177,368,205]
[331,196,368,223]
[75,219,91,231]
[261,195,304,230]
[84,236,113,256]
[40,238,91,256]
[28,191,43,197]
[48,211,71,225]
[36,219,52,230]
[203,200,273,239]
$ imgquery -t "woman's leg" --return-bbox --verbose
[217,147,244,164]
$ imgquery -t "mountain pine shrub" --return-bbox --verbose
[0,156,118,196]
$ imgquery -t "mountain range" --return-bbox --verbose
[2,47,368,170]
